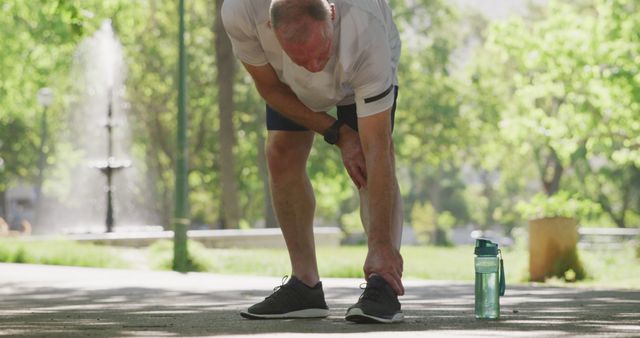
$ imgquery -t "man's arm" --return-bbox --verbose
[358,108,405,295]
[242,62,333,134]
[242,62,368,188]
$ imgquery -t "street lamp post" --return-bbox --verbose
[173,0,189,272]
[35,87,54,225]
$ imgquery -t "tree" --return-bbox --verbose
[0,0,91,220]
[470,0,640,227]
[392,0,474,236]
[213,0,240,229]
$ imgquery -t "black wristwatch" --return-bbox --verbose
[323,119,344,145]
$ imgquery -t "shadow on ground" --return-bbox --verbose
[1,283,639,337]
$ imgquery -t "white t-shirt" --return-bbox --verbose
[222,0,401,117]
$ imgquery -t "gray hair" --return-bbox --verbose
[270,0,331,43]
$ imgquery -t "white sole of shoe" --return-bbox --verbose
[240,308,330,319]
[345,307,404,324]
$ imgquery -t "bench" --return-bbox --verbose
[578,227,640,249]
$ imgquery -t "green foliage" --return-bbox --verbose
[469,0,640,227]
[437,211,456,229]
[147,240,212,272]
[0,116,32,191]
[339,209,364,237]
[517,191,603,221]
[310,163,356,224]
[550,249,587,282]
[410,202,455,246]
[0,239,128,268]
[410,201,436,244]
[0,0,87,190]
[1,0,637,236]
[392,1,473,228]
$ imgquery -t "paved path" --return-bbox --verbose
[1,263,639,337]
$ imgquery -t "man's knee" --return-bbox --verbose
[266,132,313,180]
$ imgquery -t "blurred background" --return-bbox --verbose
[0,0,638,286]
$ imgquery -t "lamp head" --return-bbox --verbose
[37,88,54,108]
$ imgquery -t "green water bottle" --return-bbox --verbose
[474,239,505,320]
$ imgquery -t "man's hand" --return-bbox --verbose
[337,126,367,189]
[364,243,405,295]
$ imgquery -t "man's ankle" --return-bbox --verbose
[292,274,320,288]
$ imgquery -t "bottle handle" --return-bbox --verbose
[499,249,506,296]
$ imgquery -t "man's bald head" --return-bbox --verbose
[270,0,332,43]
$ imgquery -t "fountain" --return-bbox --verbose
[39,20,158,234]
[75,20,131,233]
[90,88,131,232]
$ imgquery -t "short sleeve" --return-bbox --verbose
[221,0,268,66]
[350,23,396,118]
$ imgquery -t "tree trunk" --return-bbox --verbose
[480,170,496,229]
[535,146,563,196]
[214,0,240,229]
[0,189,5,219]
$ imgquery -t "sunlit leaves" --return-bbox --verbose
[470,0,640,226]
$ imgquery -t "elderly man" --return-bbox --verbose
[222,0,404,323]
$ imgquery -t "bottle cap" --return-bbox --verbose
[474,239,499,256]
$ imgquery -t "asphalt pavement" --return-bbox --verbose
[1,263,639,338]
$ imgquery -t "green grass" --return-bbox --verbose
[147,240,292,275]
[570,245,640,289]
[146,241,486,280]
[0,238,129,269]
[146,241,640,289]
[2,238,638,289]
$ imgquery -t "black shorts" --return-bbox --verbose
[266,86,398,132]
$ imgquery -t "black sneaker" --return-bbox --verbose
[240,276,330,319]
[345,275,404,324]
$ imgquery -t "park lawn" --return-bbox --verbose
[145,241,492,281]
[1,238,638,289]
[146,241,640,288]
[0,238,128,269]
[566,246,640,289]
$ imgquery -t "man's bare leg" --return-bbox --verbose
[266,130,319,287]
[358,177,403,250]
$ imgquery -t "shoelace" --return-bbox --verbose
[266,275,293,300]
[358,281,381,302]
